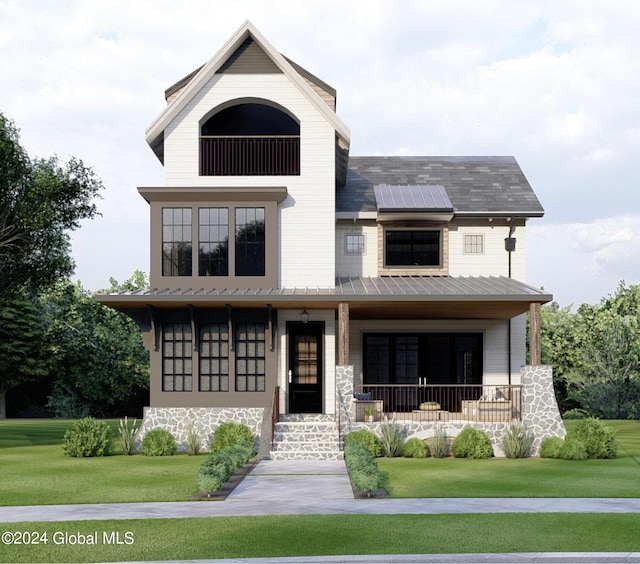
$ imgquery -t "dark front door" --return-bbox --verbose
[288,322,323,413]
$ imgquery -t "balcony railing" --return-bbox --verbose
[354,384,522,424]
[200,135,300,176]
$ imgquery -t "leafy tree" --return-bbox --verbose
[0,294,47,418]
[0,112,102,298]
[41,281,149,418]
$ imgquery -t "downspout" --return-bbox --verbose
[505,223,516,386]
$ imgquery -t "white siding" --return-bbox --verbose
[448,219,527,281]
[163,73,337,288]
[335,221,378,277]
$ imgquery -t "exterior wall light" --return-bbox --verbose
[301,309,309,324]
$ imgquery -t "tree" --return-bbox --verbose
[0,294,47,418]
[41,281,149,418]
[0,112,102,298]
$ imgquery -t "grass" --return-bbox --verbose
[0,419,204,506]
[2,513,640,563]
[379,420,640,498]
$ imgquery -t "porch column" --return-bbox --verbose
[529,302,542,365]
[338,302,350,366]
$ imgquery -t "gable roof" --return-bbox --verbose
[337,156,544,218]
[146,20,350,161]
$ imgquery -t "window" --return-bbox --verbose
[162,208,192,276]
[363,333,482,385]
[235,207,265,276]
[464,234,484,254]
[199,208,229,275]
[385,230,440,267]
[199,323,229,392]
[235,323,266,392]
[345,233,365,254]
[162,323,193,391]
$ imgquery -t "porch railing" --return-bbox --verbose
[200,135,300,176]
[354,384,522,424]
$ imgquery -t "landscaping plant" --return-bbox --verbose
[210,421,254,453]
[118,416,140,455]
[184,424,202,455]
[140,428,177,456]
[343,428,381,457]
[566,417,618,459]
[429,424,448,458]
[62,417,113,457]
[451,426,492,459]
[196,442,254,494]
[343,440,383,495]
[402,437,429,458]
[378,418,404,457]
[500,420,534,458]
[539,436,564,459]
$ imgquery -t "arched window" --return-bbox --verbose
[200,102,300,176]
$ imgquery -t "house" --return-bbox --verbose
[97,21,565,458]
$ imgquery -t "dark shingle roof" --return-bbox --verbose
[338,156,544,217]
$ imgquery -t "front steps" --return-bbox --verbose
[270,414,343,460]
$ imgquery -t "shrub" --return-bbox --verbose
[566,418,617,459]
[344,441,383,495]
[118,417,139,455]
[210,422,254,454]
[378,419,405,457]
[140,428,177,456]
[63,417,113,458]
[500,420,534,458]
[195,443,256,493]
[344,429,381,457]
[559,438,588,460]
[539,437,564,459]
[451,426,492,459]
[429,424,448,458]
[403,437,429,458]
[184,424,202,456]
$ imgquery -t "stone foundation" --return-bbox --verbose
[135,407,264,453]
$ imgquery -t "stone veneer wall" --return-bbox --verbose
[135,407,265,453]
[341,365,565,457]
[335,365,355,435]
[521,364,566,453]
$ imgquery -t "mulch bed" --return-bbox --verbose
[191,457,260,501]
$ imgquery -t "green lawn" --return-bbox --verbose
[2,514,640,563]
[0,419,204,506]
[379,420,640,498]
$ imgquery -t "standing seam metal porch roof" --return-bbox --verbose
[97,276,551,304]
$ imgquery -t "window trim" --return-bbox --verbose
[345,233,365,254]
[378,224,449,276]
[463,233,485,255]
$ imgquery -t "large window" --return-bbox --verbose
[235,323,266,392]
[162,208,192,276]
[199,208,229,276]
[385,230,440,267]
[363,333,482,385]
[162,323,193,391]
[235,207,265,276]
[199,323,229,392]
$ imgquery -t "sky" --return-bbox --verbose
[1,0,639,307]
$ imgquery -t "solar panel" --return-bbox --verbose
[373,184,453,211]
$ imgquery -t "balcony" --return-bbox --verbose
[200,135,300,176]
[354,384,522,423]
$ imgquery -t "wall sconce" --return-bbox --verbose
[301,309,309,324]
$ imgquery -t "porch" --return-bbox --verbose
[353,383,522,424]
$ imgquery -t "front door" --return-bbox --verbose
[288,322,323,413]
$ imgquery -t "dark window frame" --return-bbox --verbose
[199,322,229,392]
[198,207,229,276]
[162,208,193,276]
[235,322,266,392]
[162,323,193,392]
[384,229,441,268]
